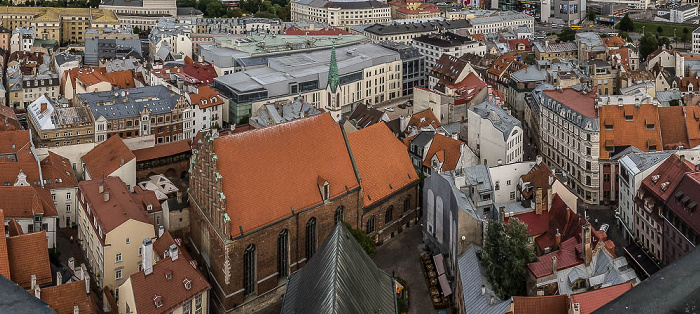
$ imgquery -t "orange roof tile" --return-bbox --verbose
[75,69,110,87]
[104,70,136,89]
[348,123,418,208]
[0,130,43,187]
[81,136,135,179]
[182,62,218,85]
[7,219,23,237]
[421,133,464,171]
[0,211,10,281]
[512,295,569,314]
[127,256,210,314]
[40,151,78,189]
[407,109,441,131]
[213,113,360,234]
[188,86,224,109]
[685,106,700,147]
[133,139,190,162]
[284,25,350,36]
[0,186,58,218]
[603,36,625,48]
[0,105,21,131]
[153,230,191,261]
[658,106,690,150]
[640,154,694,202]
[543,89,598,119]
[77,177,152,238]
[132,187,162,214]
[599,104,662,159]
[39,280,95,314]
[569,282,633,314]
[7,231,52,288]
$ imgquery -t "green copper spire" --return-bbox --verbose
[327,43,340,93]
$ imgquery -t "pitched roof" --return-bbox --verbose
[422,133,465,171]
[0,130,43,187]
[407,109,441,131]
[0,186,58,218]
[104,70,136,89]
[0,275,53,313]
[599,104,662,159]
[542,89,598,119]
[127,255,210,314]
[81,136,135,178]
[182,62,218,85]
[569,282,632,314]
[665,172,700,233]
[0,211,11,281]
[40,152,78,189]
[527,237,583,278]
[213,113,359,234]
[187,86,223,109]
[39,280,95,314]
[457,245,511,314]
[512,295,569,314]
[7,219,22,237]
[132,139,190,162]
[0,105,21,131]
[348,123,418,208]
[348,103,386,129]
[640,154,694,202]
[284,25,350,36]
[658,106,690,150]
[7,231,52,288]
[684,106,700,147]
[505,210,549,236]
[282,223,396,314]
[77,177,152,237]
[602,36,625,48]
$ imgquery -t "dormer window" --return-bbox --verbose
[183,278,192,290]
[153,295,163,308]
[651,175,660,184]
[147,204,153,211]
[318,176,329,201]
[165,271,172,280]
[660,181,670,191]
[323,182,329,201]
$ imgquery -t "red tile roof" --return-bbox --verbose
[0,105,21,131]
[640,154,694,202]
[7,231,52,288]
[284,25,350,36]
[599,104,662,160]
[451,72,487,103]
[421,134,465,172]
[133,139,190,162]
[213,113,360,234]
[127,256,210,314]
[528,237,583,278]
[543,88,598,119]
[73,68,109,88]
[512,295,569,314]
[39,280,95,314]
[505,38,531,51]
[78,177,152,238]
[40,152,78,189]
[7,219,23,237]
[348,123,418,208]
[0,130,42,187]
[569,282,633,314]
[684,106,700,147]
[81,136,135,179]
[664,172,700,232]
[132,187,162,214]
[505,210,549,236]
[407,109,441,131]
[104,70,136,89]
[0,186,58,218]
[182,62,218,85]
[0,211,11,281]
[602,36,625,48]
[153,230,191,261]
[188,86,224,109]
[520,162,552,200]
[658,106,690,150]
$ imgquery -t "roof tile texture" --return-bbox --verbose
[599,104,662,159]
[570,282,633,314]
[39,280,95,314]
[421,133,464,172]
[7,231,52,288]
[81,135,135,178]
[512,295,569,314]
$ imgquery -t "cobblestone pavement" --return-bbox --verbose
[373,224,437,314]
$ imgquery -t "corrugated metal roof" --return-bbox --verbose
[458,245,511,314]
[282,223,397,314]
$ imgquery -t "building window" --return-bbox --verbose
[243,244,256,296]
[66,204,71,213]
[116,253,122,263]
[277,229,289,278]
[404,197,411,213]
[195,294,203,314]
[115,269,122,280]
[334,206,344,224]
[366,215,376,233]
[385,206,393,225]
[66,192,71,200]
[305,218,317,259]
[182,299,192,314]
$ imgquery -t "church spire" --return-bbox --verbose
[327,43,339,93]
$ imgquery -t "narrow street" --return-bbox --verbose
[373,224,437,314]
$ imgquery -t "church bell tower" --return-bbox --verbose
[325,43,342,122]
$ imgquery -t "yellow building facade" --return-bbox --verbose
[0,7,119,44]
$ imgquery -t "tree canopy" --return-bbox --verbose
[619,14,634,32]
[557,27,577,42]
[639,34,659,61]
[480,220,535,299]
[178,0,290,20]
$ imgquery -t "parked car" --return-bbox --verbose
[600,223,609,233]
[406,101,413,107]
[385,107,395,112]
[398,103,407,109]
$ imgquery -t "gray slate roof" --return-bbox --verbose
[282,223,396,314]
[364,19,471,36]
[76,86,181,121]
[470,100,522,141]
[458,245,511,314]
[295,0,388,9]
[0,275,55,313]
[411,130,436,148]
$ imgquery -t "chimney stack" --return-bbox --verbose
[176,191,183,203]
[31,274,37,289]
[499,206,506,222]
[56,272,62,286]
[680,154,685,163]
[84,266,90,295]
[582,223,593,266]
[104,190,110,202]
[555,228,561,250]
[34,285,41,299]
[143,238,154,275]
[158,225,165,238]
[490,296,495,305]
[481,285,485,295]
[551,256,558,275]
[74,305,79,314]
[170,244,179,261]
[536,155,542,165]
[98,182,104,194]
[68,257,75,271]
[120,157,125,166]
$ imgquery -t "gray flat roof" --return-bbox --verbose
[76,85,180,120]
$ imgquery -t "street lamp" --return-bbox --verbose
[642,25,645,35]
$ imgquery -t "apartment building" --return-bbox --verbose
[468,11,534,36]
[183,86,224,139]
[99,0,179,30]
[77,176,156,290]
[291,0,391,27]
[83,27,143,66]
[6,64,60,109]
[662,171,700,265]
[75,85,188,145]
[389,0,441,19]
[213,43,402,124]
[196,17,284,35]
[377,41,426,96]
[0,7,119,44]
[363,19,471,44]
[10,26,35,52]
[149,18,194,62]
[535,86,601,205]
[41,152,80,228]
[412,32,486,71]
[26,94,95,149]
[467,99,524,166]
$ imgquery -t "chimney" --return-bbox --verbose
[536,155,542,165]
[158,225,165,238]
[555,228,561,250]
[572,303,581,314]
[56,272,62,286]
[551,256,558,274]
[120,157,125,166]
[170,244,179,261]
[490,295,495,305]
[499,206,506,222]
[31,274,37,289]
[582,223,593,266]
[98,182,104,193]
[176,191,183,203]
[545,40,549,49]
[680,154,685,163]
[74,305,79,314]
[68,257,75,271]
[78,266,84,280]
[34,285,41,299]
[481,284,486,295]
[143,238,154,275]
[84,267,90,294]
[104,191,110,202]
[40,103,47,113]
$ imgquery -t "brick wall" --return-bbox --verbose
[362,182,420,245]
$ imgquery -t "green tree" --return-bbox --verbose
[657,26,663,35]
[618,31,632,42]
[587,11,596,22]
[177,0,197,6]
[659,36,671,49]
[344,222,376,257]
[557,27,577,42]
[206,1,225,18]
[480,220,535,299]
[639,34,659,61]
[619,13,634,32]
